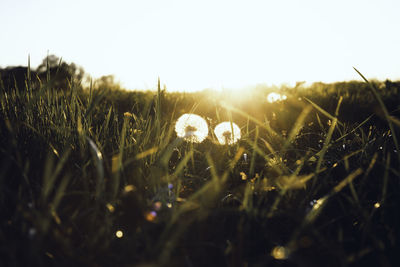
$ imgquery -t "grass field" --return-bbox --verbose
[0,69,399,266]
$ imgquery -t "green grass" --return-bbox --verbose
[0,69,399,266]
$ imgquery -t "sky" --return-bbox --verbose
[1,0,400,92]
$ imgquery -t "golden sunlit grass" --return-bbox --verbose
[1,65,399,266]
[174,113,209,143]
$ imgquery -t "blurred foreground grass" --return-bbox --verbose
[0,71,399,267]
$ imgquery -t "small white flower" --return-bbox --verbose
[175,113,209,143]
[214,121,241,145]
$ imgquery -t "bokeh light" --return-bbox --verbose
[106,203,115,213]
[115,230,123,238]
[214,121,241,145]
[153,201,162,211]
[175,113,209,143]
[124,184,136,193]
[267,92,287,103]
[271,246,288,260]
[145,211,157,222]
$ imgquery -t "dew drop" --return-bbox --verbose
[271,246,288,260]
[115,230,123,238]
[153,201,162,211]
[28,228,36,238]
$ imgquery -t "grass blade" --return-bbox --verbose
[354,67,400,164]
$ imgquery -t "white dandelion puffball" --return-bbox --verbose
[175,113,209,143]
[267,92,287,103]
[214,121,241,145]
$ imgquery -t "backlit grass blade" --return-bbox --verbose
[27,55,32,93]
[335,114,373,142]
[220,101,283,140]
[42,149,71,202]
[87,137,105,199]
[304,97,344,126]
[84,88,106,118]
[249,126,259,178]
[332,168,363,194]
[283,104,312,150]
[315,97,342,174]
[169,150,193,183]
[111,116,128,199]
[354,67,399,164]
[156,77,162,138]
[380,152,390,204]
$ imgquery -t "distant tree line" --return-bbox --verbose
[1,55,400,123]
[0,55,122,92]
[2,55,400,97]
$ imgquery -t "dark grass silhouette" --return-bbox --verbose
[0,62,399,266]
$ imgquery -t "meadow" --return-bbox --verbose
[0,66,399,266]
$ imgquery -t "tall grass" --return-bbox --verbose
[0,67,399,266]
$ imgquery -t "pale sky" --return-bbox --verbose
[1,0,399,92]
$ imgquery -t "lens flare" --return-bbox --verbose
[175,113,209,143]
[267,92,287,103]
[214,121,241,145]
[115,230,123,238]
[271,246,288,260]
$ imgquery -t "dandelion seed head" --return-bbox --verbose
[175,113,208,143]
[267,92,287,103]
[214,122,241,145]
